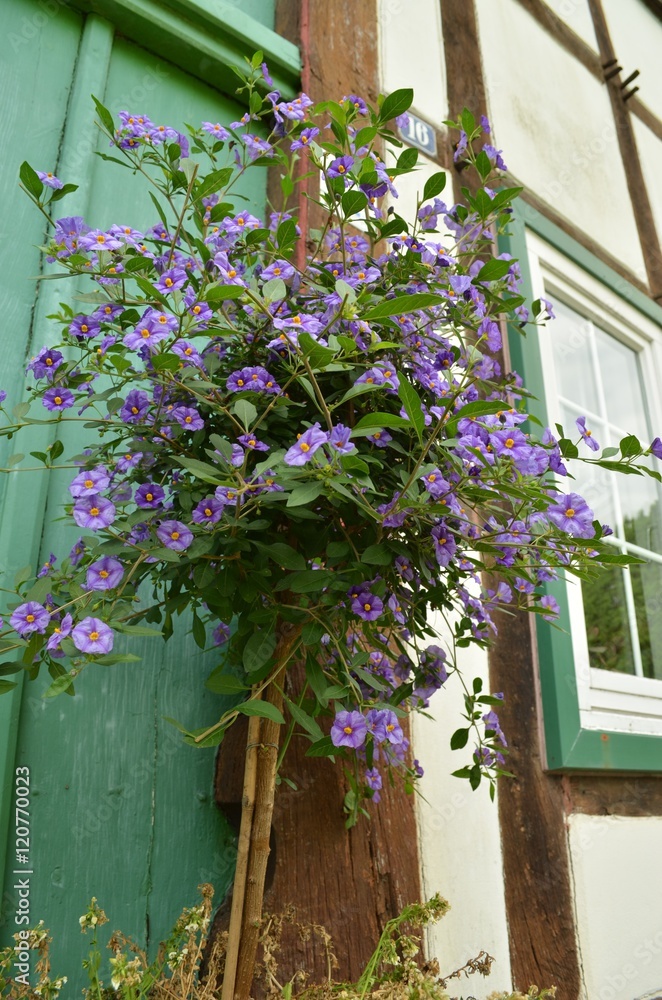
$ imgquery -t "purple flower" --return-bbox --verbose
[365,767,382,798]
[261,259,296,281]
[10,602,50,636]
[69,315,101,339]
[72,494,116,530]
[420,469,451,498]
[0,390,6,404]
[367,429,392,448]
[284,423,329,466]
[576,416,599,452]
[155,267,187,294]
[27,348,64,380]
[37,170,63,189]
[546,493,595,538]
[86,557,124,590]
[327,155,354,179]
[124,314,171,351]
[329,424,355,455]
[69,466,111,497]
[120,390,151,423]
[69,537,86,566]
[351,591,383,621]
[135,483,165,508]
[290,127,320,151]
[46,613,73,651]
[431,522,457,566]
[202,121,230,140]
[213,621,231,645]
[226,366,280,394]
[650,437,662,460]
[43,387,75,411]
[238,433,269,452]
[171,406,204,431]
[379,709,404,745]
[156,519,193,551]
[79,229,123,252]
[71,617,114,654]
[330,710,367,749]
[540,594,560,622]
[37,553,57,578]
[192,497,225,524]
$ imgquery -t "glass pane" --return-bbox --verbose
[549,300,600,412]
[619,473,662,554]
[581,566,636,674]
[595,327,649,439]
[631,562,662,680]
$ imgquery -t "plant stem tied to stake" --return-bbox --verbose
[223,622,300,1000]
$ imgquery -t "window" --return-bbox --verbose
[501,206,662,770]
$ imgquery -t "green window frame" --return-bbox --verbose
[500,202,662,772]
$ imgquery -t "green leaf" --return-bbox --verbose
[243,630,277,672]
[195,167,233,201]
[176,457,225,484]
[397,147,418,171]
[380,88,414,123]
[192,613,206,650]
[341,190,368,217]
[43,673,75,698]
[237,699,285,725]
[204,283,246,303]
[0,679,18,695]
[114,624,163,637]
[286,482,324,507]
[284,697,324,740]
[95,653,142,665]
[620,434,641,458]
[264,543,307,570]
[92,95,115,134]
[353,411,412,431]
[299,331,335,369]
[277,569,335,594]
[277,218,297,250]
[19,161,44,199]
[14,566,32,588]
[305,735,337,758]
[233,398,258,429]
[205,670,249,695]
[262,277,286,303]
[301,621,326,645]
[151,352,181,372]
[360,544,391,566]
[363,292,445,321]
[398,377,424,440]
[475,258,513,283]
[450,727,469,750]
[49,183,79,204]
[423,171,447,201]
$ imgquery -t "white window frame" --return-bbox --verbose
[526,230,662,736]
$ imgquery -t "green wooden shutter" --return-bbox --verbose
[0,0,299,987]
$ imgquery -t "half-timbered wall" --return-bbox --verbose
[376,2,662,998]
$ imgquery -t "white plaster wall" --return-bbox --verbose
[475,0,646,284]
[633,117,662,253]
[543,0,598,50]
[378,0,447,126]
[568,814,662,1000]
[413,615,512,999]
[602,0,662,122]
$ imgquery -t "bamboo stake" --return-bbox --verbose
[220,711,261,1000]
[232,621,301,1000]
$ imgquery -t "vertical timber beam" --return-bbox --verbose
[587,0,662,300]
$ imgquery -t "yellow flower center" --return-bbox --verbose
[146,493,153,501]
[204,508,212,517]
[343,726,353,734]
[54,396,62,405]
[26,614,35,623]
[90,507,100,517]
[84,479,94,488]
[89,631,99,641]
[300,442,310,452]
[99,570,109,578]
[505,438,514,448]
[165,277,173,287]
[140,328,151,339]
[566,508,575,518]
[171,531,180,540]
[363,603,371,612]
[46,358,53,365]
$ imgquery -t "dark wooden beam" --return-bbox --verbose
[587,0,662,298]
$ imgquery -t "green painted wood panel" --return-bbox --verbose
[1,6,275,991]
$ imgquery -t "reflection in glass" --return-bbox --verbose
[630,562,662,680]
[581,566,635,674]
[620,475,662,555]
[595,328,649,439]
[549,301,599,413]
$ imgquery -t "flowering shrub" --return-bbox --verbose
[1,57,659,826]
